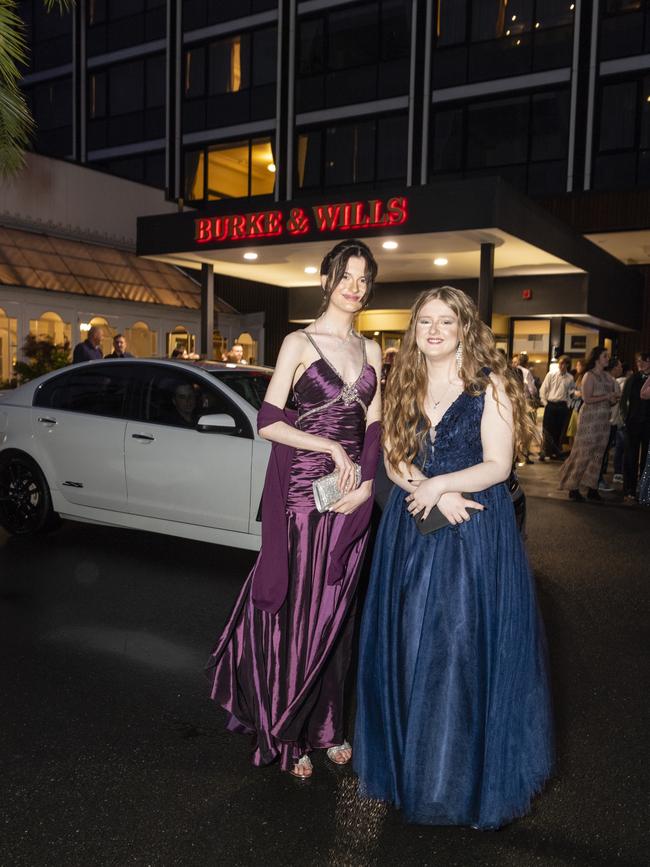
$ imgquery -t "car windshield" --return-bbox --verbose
[212,370,271,410]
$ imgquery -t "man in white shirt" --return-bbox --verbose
[539,355,574,461]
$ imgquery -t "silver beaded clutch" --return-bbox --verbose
[313,464,362,513]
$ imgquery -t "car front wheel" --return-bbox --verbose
[0,453,58,535]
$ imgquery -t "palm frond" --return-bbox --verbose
[0,82,34,177]
[43,0,73,12]
[0,0,74,176]
[0,1,29,85]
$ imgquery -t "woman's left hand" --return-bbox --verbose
[330,480,372,515]
[405,477,444,520]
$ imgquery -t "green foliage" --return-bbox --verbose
[14,333,71,382]
[0,0,73,177]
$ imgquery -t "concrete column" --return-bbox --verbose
[200,264,215,359]
[478,243,494,325]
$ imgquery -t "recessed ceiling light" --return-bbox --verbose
[382,240,398,250]
[304,266,318,274]
[433,257,448,266]
[267,163,276,173]
[243,252,258,260]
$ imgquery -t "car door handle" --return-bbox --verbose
[37,416,57,425]
[131,433,155,442]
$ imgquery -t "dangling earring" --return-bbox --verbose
[455,342,463,374]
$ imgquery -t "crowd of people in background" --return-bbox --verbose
[382,342,650,507]
[71,325,650,506]
[72,326,248,366]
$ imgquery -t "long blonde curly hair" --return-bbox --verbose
[384,286,536,472]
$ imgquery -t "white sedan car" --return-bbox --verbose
[0,359,273,550]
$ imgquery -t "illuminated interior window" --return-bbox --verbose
[563,321,600,358]
[297,134,308,188]
[29,311,71,347]
[512,318,550,378]
[207,141,250,199]
[0,307,18,384]
[250,139,276,196]
[184,150,205,201]
[229,36,242,92]
[126,321,157,358]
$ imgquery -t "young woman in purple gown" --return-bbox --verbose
[207,240,382,779]
[354,287,554,828]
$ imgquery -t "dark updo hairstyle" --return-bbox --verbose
[585,344,608,371]
[318,239,378,316]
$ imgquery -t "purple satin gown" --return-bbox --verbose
[207,334,377,771]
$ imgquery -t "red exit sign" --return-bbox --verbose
[193,196,408,244]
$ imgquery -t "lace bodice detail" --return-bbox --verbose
[417,391,485,477]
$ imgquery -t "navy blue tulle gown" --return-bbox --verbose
[354,391,554,829]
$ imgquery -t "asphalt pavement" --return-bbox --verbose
[0,463,648,867]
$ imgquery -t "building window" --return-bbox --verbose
[92,152,165,188]
[182,0,278,31]
[296,1,411,113]
[430,89,569,195]
[88,54,165,150]
[22,77,72,157]
[20,0,72,73]
[0,308,18,385]
[593,76,650,190]
[512,318,551,378]
[600,0,650,61]
[183,137,276,202]
[167,326,196,357]
[182,27,277,133]
[432,0,575,89]
[125,321,157,357]
[29,311,71,347]
[296,114,408,192]
[87,0,166,57]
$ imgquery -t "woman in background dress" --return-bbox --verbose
[559,346,619,502]
[638,375,650,505]
[354,286,554,829]
[207,240,382,779]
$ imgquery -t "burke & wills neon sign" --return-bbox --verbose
[193,196,408,244]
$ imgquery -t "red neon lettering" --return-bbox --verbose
[195,218,212,243]
[353,202,371,226]
[245,212,266,237]
[340,203,353,229]
[287,208,310,234]
[369,200,389,226]
[213,217,230,241]
[265,211,283,236]
[313,205,341,231]
[230,214,246,239]
[387,196,408,225]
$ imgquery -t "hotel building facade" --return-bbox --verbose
[10,0,650,375]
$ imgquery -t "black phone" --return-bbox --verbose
[414,494,479,535]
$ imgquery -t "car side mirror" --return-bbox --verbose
[197,412,237,433]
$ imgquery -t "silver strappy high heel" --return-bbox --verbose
[326,740,352,765]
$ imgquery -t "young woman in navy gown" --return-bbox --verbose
[354,286,554,828]
[207,240,382,779]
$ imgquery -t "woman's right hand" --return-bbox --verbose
[330,442,356,495]
[436,492,484,525]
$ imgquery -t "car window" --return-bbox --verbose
[34,365,132,419]
[211,370,271,410]
[143,369,241,429]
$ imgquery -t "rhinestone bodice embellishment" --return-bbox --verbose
[341,382,360,406]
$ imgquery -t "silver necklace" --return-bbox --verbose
[428,381,454,411]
